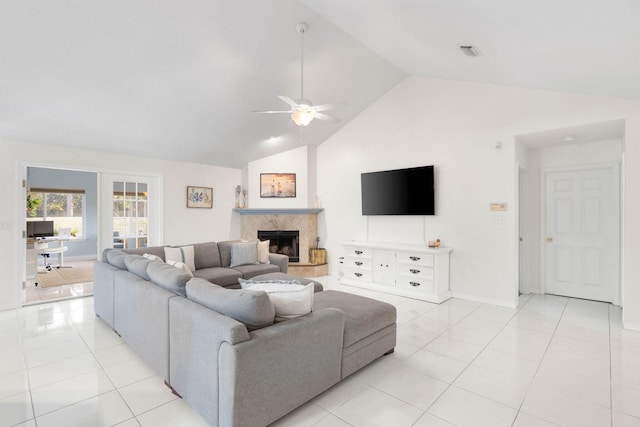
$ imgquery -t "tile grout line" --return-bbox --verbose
[511,297,570,427]
[408,295,534,425]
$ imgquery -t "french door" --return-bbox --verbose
[100,173,162,254]
[544,165,619,303]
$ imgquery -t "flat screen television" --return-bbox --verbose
[361,165,435,215]
[27,220,55,238]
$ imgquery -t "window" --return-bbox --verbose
[27,189,85,238]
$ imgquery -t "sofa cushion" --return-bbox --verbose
[165,246,196,272]
[233,263,280,279]
[106,249,128,269]
[239,280,314,321]
[124,254,154,280]
[313,290,396,348]
[123,246,166,260]
[230,242,259,268]
[217,240,239,267]
[147,261,191,296]
[192,267,242,287]
[186,278,275,330]
[193,242,221,269]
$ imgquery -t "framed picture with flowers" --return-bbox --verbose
[187,186,213,208]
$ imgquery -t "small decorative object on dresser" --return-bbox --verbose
[187,186,213,209]
[341,241,452,303]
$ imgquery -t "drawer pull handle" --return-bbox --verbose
[354,272,363,277]
[355,250,363,255]
[410,256,421,261]
[410,269,420,274]
[355,261,363,266]
[410,281,421,287]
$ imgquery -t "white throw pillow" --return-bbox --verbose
[257,240,270,264]
[165,246,195,272]
[240,280,313,320]
[166,260,194,277]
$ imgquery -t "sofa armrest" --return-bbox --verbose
[269,253,289,273]
[169,297,250,425]
[218,308,345,427]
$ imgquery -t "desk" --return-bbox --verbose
[35,237,71,269]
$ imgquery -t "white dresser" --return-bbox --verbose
[341,241,452,303]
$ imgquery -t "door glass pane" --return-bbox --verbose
[113,181,148,249]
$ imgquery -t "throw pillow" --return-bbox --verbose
[239,279,313,320]
[166,260,194,277]
[230,242,259,268]
[186,278,275,330]
[257,239,271,264]
[165,246,195,272]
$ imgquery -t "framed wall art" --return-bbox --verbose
[260,173,296,198]
[187,186,213,208]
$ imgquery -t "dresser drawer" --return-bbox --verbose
[344,257,372,270]
[396,277,435,293]
[344,247,372,259]
[397,265,434,280]
[344,267,372,282]
[396,252,434,268]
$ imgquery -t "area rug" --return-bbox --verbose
[37,262,95,287]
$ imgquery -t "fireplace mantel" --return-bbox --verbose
[233,208,324,215]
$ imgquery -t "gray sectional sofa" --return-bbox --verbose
[94,240,397,427]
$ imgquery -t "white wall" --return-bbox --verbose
[247,145,315,209]
[317,76,640,309]
[523,140,623,295]
[0,139,241,311]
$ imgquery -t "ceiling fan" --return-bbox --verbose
[253,23,334,127]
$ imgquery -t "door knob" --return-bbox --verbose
[547,237,553,243]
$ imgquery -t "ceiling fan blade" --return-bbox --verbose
[314,112,336,121]
[278,96,299,108]
[312,104,334,112]
[252,110,292,114]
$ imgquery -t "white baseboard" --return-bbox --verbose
[451,291,518,309]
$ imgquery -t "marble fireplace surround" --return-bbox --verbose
[235,208,323,265]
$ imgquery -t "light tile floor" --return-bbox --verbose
[2,276,640,426]
[25,260,95,305]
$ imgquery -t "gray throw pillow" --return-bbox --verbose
[186,278,275,330]
[230,242,259,268]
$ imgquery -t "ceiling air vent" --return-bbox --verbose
[460,46,481,57]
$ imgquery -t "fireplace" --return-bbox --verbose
[258,230,300,262]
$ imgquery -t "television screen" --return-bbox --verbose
[361,165,435,215]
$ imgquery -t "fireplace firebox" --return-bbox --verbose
[257,230,299,262]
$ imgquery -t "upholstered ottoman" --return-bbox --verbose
[313,291,396,378]
[251,272,324,293]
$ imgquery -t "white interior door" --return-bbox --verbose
[519,168,528,295]
[544,166,619,302]
[99,173,163,255]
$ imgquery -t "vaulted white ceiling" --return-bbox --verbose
[2,1,638,167]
